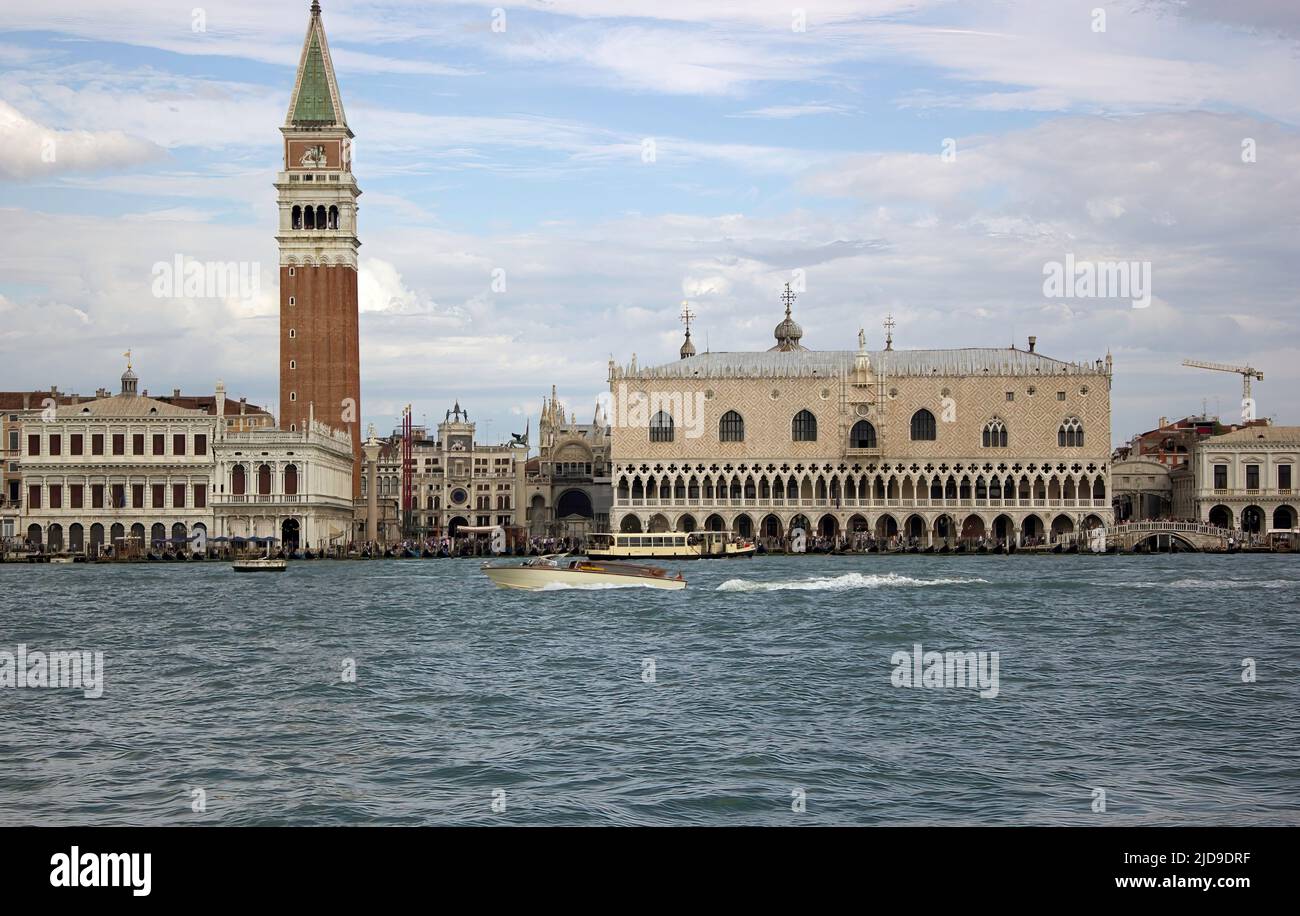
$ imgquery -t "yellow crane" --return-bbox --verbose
[1182,358,1264,401]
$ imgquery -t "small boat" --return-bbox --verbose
[482,555,686,591]
[50,556,75,565]
[232,557,287,572]
[232,541,286,572]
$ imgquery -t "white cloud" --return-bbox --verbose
[0,99,162,179]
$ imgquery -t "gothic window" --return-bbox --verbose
[792,409,817,442]
[1058,417,1084,447]
[649,411,674,443]
[982,418,1008,448]
[719,410,744,442]
[910,409,936,441]
[316,205,326,229]
[849,420,877,449]
[304,206,315,230]
[328,205,339,229]
[292,205,302,229]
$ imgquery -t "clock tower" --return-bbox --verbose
[276,0,362,498]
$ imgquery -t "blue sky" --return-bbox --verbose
[1,0,1298,444]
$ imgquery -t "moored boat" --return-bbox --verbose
[232,557,287,572]
[482,555,686,591]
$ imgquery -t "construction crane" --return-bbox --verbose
[1182,358,1264,401]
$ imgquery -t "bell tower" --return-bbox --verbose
[276,0,362,497]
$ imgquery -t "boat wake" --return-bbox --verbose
[715,572,989,592]
[1165,577,1298,590]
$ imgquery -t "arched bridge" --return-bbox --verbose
[1065,521,1234,552]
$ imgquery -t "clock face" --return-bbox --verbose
[451,488,468,505]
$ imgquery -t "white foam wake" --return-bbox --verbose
[1166,577,1297,590]
[715,572,989,592]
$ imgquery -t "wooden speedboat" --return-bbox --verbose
[482,555,686,591]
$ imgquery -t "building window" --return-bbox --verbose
[27,434,39,456]
[195,434,207,455]
[1057,391,1066,401]
[982,418,1008,448]
[719,410,744,442]
[290,392,297,402]
[173,434,186,455]
[910,409,936,441]
[1280,465,1293,492]
[1058,417,1084,447]
[194,484,207,509]
[649,411,675,443]
[1246,464,1260,490]
[173,483,186,508]
[27,484,40,509]
[49,434,61,456]
[1213,465,1227,489]
[112,434,124,455]
[151,483,165,508]
[92,433,104,455]
[1005,391,1014,402]
[133,434,145,455]
[49,485,62,509]
[91,484,104,509]
[111,484,125,509]
[153,434,165,455]
[289,360,296,370]
[849,419,877,449]
[289,328,296,339]
[131,484,144,508]
[70,484,83,509]
[70,433,83,455]
[792,409,817,442]
[289,296,295,306]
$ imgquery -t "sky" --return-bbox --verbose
[1,0,1297,446]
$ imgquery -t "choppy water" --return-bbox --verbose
[2,554,1297,826]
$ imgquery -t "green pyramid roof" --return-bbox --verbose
[292,33,335,125]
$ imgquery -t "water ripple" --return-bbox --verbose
[1,554,1297,825]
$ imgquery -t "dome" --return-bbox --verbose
[770,315,806,351]
[775,316,802,343]
[680,331,696,359]
[769,284,807,351]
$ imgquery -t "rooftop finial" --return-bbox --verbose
[123,348,132,370]
[679,300,697,359]
[311,0,321,14]
[883,313,896,351]
[770,284,806,351]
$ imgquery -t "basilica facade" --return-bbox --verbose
[608,294,1114,547]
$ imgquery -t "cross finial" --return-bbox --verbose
[883,313,895,351]
[781,283,796,316]
[679,300,695,332]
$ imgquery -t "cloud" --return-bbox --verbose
[728,102,858,119]
[0,100,163,179]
